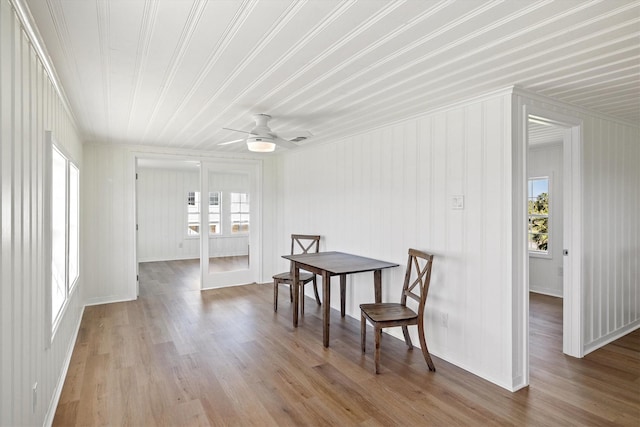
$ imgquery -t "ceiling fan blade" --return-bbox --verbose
[278,130,313,141]
[217,138,244,146]
[273,136,298,149]
[222,127,254,135]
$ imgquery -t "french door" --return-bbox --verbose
[200,160,260,289]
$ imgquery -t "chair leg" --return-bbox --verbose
[417,320,436,372]
[361,313,366,353]
[312,276,321,305]
[273,280,278,312]
[374,327,382,374]
[300,283,305,315]
[401,325,413,349]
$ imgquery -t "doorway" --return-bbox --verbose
[134,156,262,293]
[519,104,583,389]
[135,158,203,293]
[527,118,565,368]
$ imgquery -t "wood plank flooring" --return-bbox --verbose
[54,261,640,426]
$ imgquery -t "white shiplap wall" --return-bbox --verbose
[83,143,137,305]
[83,145,269,305]
[137,167,251,262]
[0,1,84,425]
[516,90,640,355]
[275,92,515,389]
[137,167,200,261]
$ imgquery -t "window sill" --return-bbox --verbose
[529,251,552,260]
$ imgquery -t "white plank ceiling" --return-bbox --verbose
[22,0,640,153]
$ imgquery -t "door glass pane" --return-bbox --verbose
[208,171,250,274]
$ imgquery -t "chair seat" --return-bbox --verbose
[360,303,418,322]
[273,271,315,282]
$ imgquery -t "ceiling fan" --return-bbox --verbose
[219,114,312,152]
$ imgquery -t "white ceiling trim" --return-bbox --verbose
[10,0,78,129]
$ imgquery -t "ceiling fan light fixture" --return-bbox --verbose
[246,136,275,152]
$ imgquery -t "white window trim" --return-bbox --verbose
[45,132,80,344]
[186,190,201,239]
[186,191,224,238]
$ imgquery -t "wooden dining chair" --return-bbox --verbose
[360,248,435,374]
[273,234,321,314]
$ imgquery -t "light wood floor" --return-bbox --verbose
[54,260,640,426]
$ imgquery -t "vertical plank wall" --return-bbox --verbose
[136,167,251,262]
[82,145,266,305]
[0,1,84,425]
[275,93,515,389]
[137,167,200,262]
[517,93,640,353]
[83,143,137,306]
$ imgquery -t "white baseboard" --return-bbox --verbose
[529,289,562,298]
[43,305,85,427]
[84,294,136,307]
[584,320,640,356]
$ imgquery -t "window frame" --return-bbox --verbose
[208,191,221,235]
[186,191,223,237]
[229,192,250,234]
[46,134,80,341]
[186,190,201,237]
[527,175,552,259]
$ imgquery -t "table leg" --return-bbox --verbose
[340,274,346,317]
[374,269,382,303]
[323,271,331,347]
[292,263,300,327]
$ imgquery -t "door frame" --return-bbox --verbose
[515,102,583,389]
[132,153,262,295]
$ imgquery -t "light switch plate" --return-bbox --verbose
[452,195,464,209]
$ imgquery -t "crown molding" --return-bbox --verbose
[9,0,79,132]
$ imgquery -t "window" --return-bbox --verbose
[50,145,79,329]
[528,177,549,255]
[230,192,249,233]
[187,191,221,236]
[187,191,200,236]
[209,192,221,234]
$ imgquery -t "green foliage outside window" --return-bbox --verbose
[528,178,549,253]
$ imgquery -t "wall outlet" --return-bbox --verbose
[178,242,183,249]
[32,382,37,413]
[558,266,563,276]
[440,312,449,328]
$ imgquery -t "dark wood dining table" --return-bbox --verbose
[282,251,399,347]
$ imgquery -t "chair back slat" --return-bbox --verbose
[290,234,320,255]
[404,292,421,304]
[400,249,434,320]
